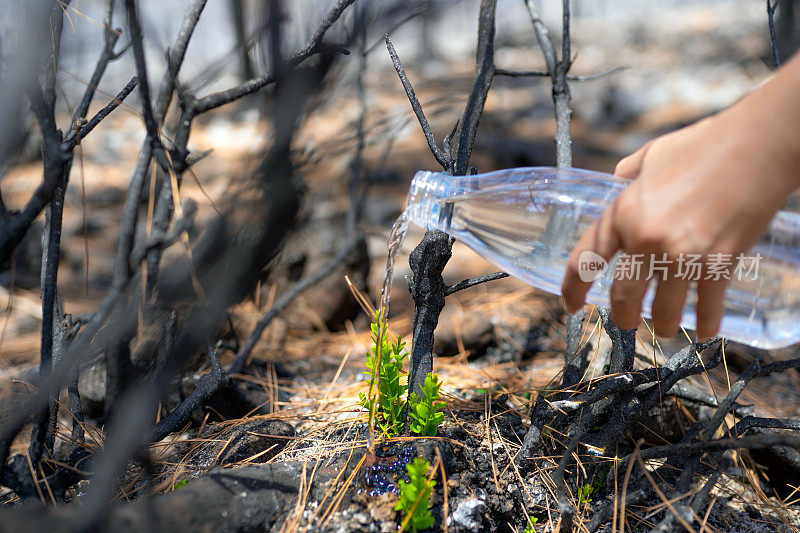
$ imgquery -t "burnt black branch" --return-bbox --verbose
[63,76,139,150]
[392,0,499,402]
[384,35,450,170]
[768,0,781,67]
[444,272,509,296]
[454,0,497,176]
[190,0,357,116]
[495,65,628,81]
[124,0,161,148]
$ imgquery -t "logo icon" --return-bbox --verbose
[577,250,607,282]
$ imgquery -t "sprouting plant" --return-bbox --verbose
[395,457,436,532]
[409,372,445,437]
[359,312,408,437]
[173,479,187,491]
[577,483,595,505]
[524,516,538,533]
[577,469,606,506]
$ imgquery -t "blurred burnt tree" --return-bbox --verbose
[229,0,256,80]
[0,0,365,514]
[778,0,800,61]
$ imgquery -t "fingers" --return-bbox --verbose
[609,260,651,330]
[650,274,690,337]
[562,208,620,313]
[695,277,729,341]
[614,142,652,180]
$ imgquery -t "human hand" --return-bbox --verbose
[561,62,800,339]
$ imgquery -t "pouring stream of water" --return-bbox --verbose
[378,210,410,319]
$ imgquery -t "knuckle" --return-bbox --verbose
[626,221,666,251]
[614,157,633,176]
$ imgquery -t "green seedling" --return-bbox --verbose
[524,516,538,532]
[395,457,436,532]
[577,483,595,505]
[409,372,446,437]
[173,479,187,490]
[359,312,409,437]
[577,468,607,506]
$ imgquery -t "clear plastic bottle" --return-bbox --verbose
[405,167,800,349]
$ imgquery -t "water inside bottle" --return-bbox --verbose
[404,176,800,349]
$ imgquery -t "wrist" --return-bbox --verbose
[724,54,800,192]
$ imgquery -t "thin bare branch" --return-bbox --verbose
[64,76,139,150]
[444,272,508,296]
[71,0,124,126]
[154,0,208,121]
[192,0,356,115]
[495,65,628,81]
[384,35,450,170]
[124,0,161,146]
[454,0,497,175]
[768,0,781,67]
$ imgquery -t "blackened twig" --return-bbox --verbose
[444,271,508,296]
[152,345,228,442]
[385,35,450,170]
[454,0,497,176]
[143,0,210,295]
[637,432,800,461]
[68,371,85,444]
[561,307,586,391]
[112,144,154,282]
[29,183,67,468]
[26,79,71,471]
[554,434,580,533]
[401,0,498,402]
[600,308,636,373]
[406,231,452,401]
[129,204,197,265]
[64,76,139,150]
[44,1,67,110]
[768,0,781,68]
[192,0,356,115]
[523,0,573,167]
[154,0,208,121]
[495,65,628,81]
[124,0,161,148]
[70,0,123,131]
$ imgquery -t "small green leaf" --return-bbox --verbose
[396,457,436,532]
[360,312,409,437]
[409,372,445,438]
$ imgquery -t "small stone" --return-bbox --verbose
[450,496,486,530]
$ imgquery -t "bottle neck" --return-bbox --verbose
[406,171,455,233]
